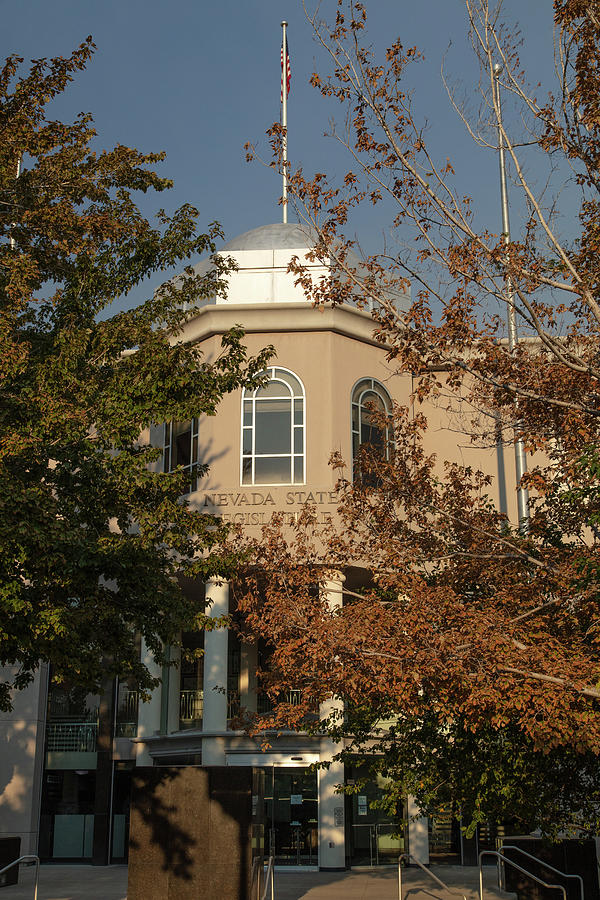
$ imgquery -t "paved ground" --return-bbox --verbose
[2,862,509,900]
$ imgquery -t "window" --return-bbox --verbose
[351,378,392,480]
[164,418,199,493]
[241,367,305,485]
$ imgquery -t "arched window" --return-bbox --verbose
[351,378,392,479]
[164,418,199,493]
[241,367,305,485]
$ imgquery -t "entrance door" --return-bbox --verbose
[264,767,318,866]
[347,767,407,866]
[428,811,461,864]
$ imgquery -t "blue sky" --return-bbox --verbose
[4,1,556,312]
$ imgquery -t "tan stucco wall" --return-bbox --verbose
[165,305,520,537]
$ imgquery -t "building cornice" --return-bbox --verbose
[177,302,387,349]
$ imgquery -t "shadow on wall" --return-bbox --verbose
[0,717,39,832]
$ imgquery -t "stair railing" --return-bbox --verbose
[398,852,467,900]
[0,854,40,900]
[261,855,274,900]
[479,850,567,900]
[498,845,583,900]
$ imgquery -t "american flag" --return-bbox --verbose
[281,33,291,101]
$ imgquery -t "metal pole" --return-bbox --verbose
[281,20,288,224]
[493,64,530,533]
[33,856,40,900]
[9,155,21,251]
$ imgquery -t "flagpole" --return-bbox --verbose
[281,20,288,224]
[494,63,529,533]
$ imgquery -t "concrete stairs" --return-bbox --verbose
[274,864,518,900]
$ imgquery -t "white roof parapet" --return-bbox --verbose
[180,222,410,313]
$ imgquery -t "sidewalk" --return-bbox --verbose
[2,862,509,900]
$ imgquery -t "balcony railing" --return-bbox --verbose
[115,690,139,738]
[257,689,304,715]
[46,721,98,752]
[179,689,203,728]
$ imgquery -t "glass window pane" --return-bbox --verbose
[243,401,252,426]
[255,401,292,454]
[255,380,291,399]
[352,380,370,404]
[172,421,191,469]
[294,399,303,425]
[164,447,170,472]
[242,429,252,454]
[294,427,303,454]
[254,456,291,484]
[274,369,303,396]
[294,457,304,484]
[242,458,252,484]
[361,390,384,411]
[361,422,385,451]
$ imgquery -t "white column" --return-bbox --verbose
[166,644,181,734]
[407,795,429,864]
[318,570,346,870]
[202,577,229,765]
[136,638,162,766]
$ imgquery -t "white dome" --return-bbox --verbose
[184,222,409,313]
[221,223,317,252]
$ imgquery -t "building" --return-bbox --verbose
[0,222,520,868]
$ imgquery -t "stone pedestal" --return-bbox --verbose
[128,766,259,900]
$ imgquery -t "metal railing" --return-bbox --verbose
[257,690,304,714]
[262,856,274,900]
[251,857,261,899]
[179,689,203,726]
[498,846,584,900]
[0,855,40,900]
[479,851,568,900]
[398,852,467,900]
[46,721,97,752]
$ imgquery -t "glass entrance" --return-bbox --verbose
[264,767,318,866]
[347,767,407,866]
[428,811,461,864]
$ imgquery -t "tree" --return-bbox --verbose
[239,0,600,834]
[0,41,272,710]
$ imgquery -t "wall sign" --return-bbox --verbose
[198,488,340,526]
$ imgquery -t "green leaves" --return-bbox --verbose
[0,47,272,706]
